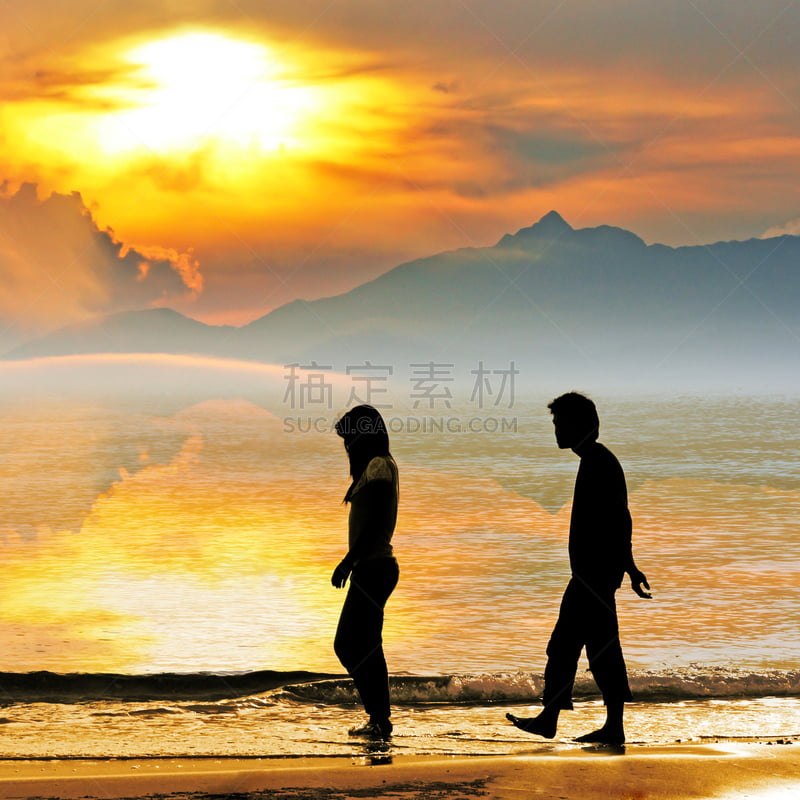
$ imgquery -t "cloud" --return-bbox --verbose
[1,0,799,317]
[0,43,142,111]
[432,81,459,94]
[27,66,142,110]
[0,182,202,335]
[762,218,800,238]
[125,151,214,194]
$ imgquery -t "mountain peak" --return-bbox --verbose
[537,210,572,231]
[496,210,573,247]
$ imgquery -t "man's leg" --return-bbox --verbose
[578,586,632,745]
[508,580,584,738]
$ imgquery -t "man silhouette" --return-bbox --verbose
[507,392,650,745]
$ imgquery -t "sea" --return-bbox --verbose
[0,355,798,760]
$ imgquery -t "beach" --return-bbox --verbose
[0,392,798,797]
[2,743,799,799]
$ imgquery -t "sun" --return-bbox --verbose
[100,32,319,154]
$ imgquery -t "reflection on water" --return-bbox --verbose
[1,695,799,759]
[0,359,798,674]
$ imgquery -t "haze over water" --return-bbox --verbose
[1,356,797,678]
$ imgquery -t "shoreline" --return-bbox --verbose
[2,742,799,800]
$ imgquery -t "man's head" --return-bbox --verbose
[547,392,599,450]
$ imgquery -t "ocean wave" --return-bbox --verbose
[278,667,800,705]
[1,667,798,705]
[0,670,342,704]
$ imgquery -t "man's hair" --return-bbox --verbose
[547,392,600,440]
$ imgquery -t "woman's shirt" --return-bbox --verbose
[348,455,398,565]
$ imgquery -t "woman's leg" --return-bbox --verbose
[333,558,399,725]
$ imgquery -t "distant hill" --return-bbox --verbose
[7,307,236,361]
[5,212,799,389]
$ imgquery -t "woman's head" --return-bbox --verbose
[335,405,391,497]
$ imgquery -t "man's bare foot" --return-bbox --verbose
[506,712,557,738]
[574,726,625,745]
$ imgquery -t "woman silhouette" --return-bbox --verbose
[332,405,399,739]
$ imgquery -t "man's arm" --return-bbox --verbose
[628,562,651,598]
[622,508,651,598]
[616,474,652,599]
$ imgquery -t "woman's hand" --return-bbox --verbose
[331,560,351,589]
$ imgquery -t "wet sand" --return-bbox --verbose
[1,742,798,799]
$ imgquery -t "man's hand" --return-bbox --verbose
[629,567,651,598]
[331,560,351,589]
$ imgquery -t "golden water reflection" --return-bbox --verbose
[1,395,798,673]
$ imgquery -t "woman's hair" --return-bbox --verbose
[335,405,391,503]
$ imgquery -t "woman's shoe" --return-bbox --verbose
[348,718,393,739]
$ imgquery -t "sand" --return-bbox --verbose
[1,743,799,800]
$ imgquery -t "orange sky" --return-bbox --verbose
[1,1,799,337]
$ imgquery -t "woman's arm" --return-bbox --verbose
[331,480,395,588]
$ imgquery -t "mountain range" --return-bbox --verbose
[5,212,799,389]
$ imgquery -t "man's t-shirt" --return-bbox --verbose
[568,442,632,590]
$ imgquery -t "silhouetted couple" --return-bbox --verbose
[331,394,649,745]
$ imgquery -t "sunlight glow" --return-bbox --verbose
[0,27,420,243]
[100,32,319,154]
